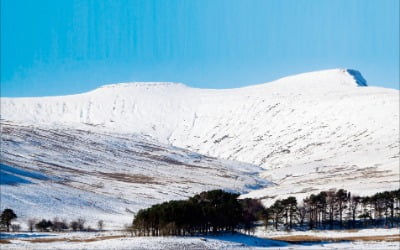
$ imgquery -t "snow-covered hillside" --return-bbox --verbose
[0,121,266,228]
[1,68,398,217]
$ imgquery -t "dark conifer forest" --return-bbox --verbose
[130,189,400,236]
[1,189,398,234]
[131,190,264,236]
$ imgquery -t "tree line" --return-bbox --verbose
[1,188,398,234]
[129,188,399,236]
[0,209,104,232]
[129,189,265,236]
[265,189,400,230]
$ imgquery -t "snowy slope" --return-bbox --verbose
[1,68,398,213]
[0,121,267,228]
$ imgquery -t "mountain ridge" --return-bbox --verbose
[1,68,398,216]
[2,69,390,101]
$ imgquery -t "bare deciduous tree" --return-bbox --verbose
[77,218,85,231]
[11,224,20,232]
[70,221,79,231]
[97,220,104,231]
[27,218,37,232]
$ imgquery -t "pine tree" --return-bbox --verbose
[0,208,17,232]
[336,189,348,228]
[348,194,361,228]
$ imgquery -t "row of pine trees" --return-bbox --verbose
[266,189,400,230]
[2,189,399,234]
[130,189,400,236]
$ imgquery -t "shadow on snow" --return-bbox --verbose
[204,233,345,248]
[0,163,49,185]
[0,233,55,239]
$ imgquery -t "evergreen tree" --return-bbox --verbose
[131,189,262,236]
[270,199,285,229]
[281,196,297,229]
[326,191,337,229]
[336,189,348,228]
[240,198,265,234]
[0,208,17,232]
[35,219,53,232]
[348,194,361,228]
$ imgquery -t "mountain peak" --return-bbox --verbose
[91,69,368,95]
[259,68,369,91]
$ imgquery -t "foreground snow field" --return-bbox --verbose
[1,229,399,250]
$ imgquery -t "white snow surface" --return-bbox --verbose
[1,229,399,250]
[1,68,399,222]
[0,121,267,228]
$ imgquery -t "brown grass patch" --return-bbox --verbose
[24,238,67,243]
[0,239,12,244]
[271,234,400,243]
[344,229,359,233]
[345,235,400,242]
[272,235,333,243]
[99,172,161,184]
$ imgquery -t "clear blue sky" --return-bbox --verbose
[1,0,399,97]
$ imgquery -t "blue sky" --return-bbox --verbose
[1,0,399,97]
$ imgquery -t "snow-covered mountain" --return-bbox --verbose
[0,121,266,228]
[1,69,398,223]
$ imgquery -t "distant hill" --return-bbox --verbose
[1,68,398,226]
